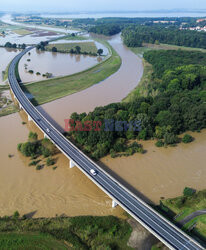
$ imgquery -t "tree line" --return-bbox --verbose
[122,25,206,49]
[4,42,26,49]
[65,49,206,159]
[89,24,121,36]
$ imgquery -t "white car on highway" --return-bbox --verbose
[90,169,97,176]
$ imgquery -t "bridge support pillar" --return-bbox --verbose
[44,133,48,139]
[19,103,23,110]
[28,115,32,121]
[70,160,75,169]
[112,200,118,208]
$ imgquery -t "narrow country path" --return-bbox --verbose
[179,210,206,225]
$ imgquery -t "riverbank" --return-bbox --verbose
[0,86,19,117]
[123,42,206,103]
[159,189,206,245]
[0,215,132,249]
[123,58,153,102]
[21,41,121,105]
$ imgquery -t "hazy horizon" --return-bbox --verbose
[1,0,206,13]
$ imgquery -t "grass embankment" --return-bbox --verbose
[13,28,32,35]
[3,61,11,81]
[22,41,121,105]
[0,62,20,117]
[0,86,19,117]
[46,42,97,54]
[130,43,206,56]
[161,189,206,239]
[0,104,19,117]
[0,233,67,249]
[15,59,21,83]
[123,59,153,102]
[62,35,89,41]
[0,216,132,249]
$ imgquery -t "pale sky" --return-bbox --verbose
[1,0,206,12]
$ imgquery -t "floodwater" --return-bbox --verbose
[0,15,65,46]
[0,22,205,218]
[0,32,143,218]
[0,32,63,46]
[39,34,144,128]
[18,48,103,83]
[0,112,123,218]
[0,48,20,84]
[1,115,205,218]
[1,14,78,34]
[100,130,206,204]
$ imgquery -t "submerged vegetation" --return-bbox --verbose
[17,132,58,170]
[21,41,121,105]
[66,49,206,159]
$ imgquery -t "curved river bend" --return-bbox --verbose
[0,33,143,218]
[1,21,205,219]
[40,34,143,128]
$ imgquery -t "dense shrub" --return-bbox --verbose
[183,187,196,196]
[182,134,193,143]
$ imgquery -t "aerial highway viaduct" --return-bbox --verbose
[8,46,204,250]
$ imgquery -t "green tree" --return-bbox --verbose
[20,142,37,157]
[75,46,81,54]
[28,132,38,142]
[164,132,179,145]
[97,49,103,56]
[46,157,55,166]
[51,46,57,52]
[182,134,193,143]
[183,187,196,196]
[13,211,20,219]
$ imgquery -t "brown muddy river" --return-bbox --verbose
[39,34,144,128]
[0,112,123,218]
[0,32,205,218]
[100,130,206,204]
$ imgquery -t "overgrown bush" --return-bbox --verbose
[182,134,193,144]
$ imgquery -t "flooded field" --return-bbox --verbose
[0,47,20,84]
[0,112,124,218]
[39,34,143,128]
[52,39,109,55]
[19,48,103,82]
[100,130,206,204]
[0,15,64,46]
[0,29,63,46]
[0,112,205,217]
[1,14,77,34]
